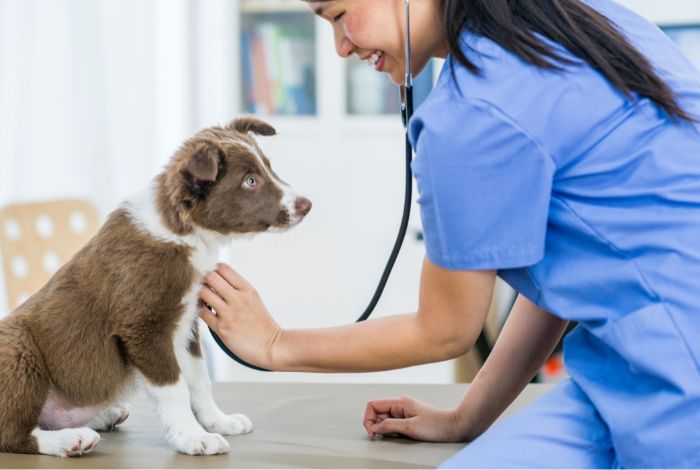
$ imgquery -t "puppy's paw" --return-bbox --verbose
[88,404,130,431]
[171,431,229,455]
[202,413,253,436]
[34,427,100,457]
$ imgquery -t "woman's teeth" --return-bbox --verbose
[368,51,384,67]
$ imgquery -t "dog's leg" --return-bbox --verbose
[139,374,229,455]
[177,327,252,436]
[86,404,130,431]
[0,317,99,457]
[128,333,229,456]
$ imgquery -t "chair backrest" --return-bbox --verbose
[0,200,100,311]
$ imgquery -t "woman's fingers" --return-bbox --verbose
[195,264,280,370]
[364,397,412,437]
[216,263,251,290]
[198,302,218,328]
[366,398,463,443]
[371,417,414,438]
[203,270,237,304]
[199,270,238,329]
[199,285,227,313]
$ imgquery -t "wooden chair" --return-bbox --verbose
[0,200,100,311]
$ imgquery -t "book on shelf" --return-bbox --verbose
[241,22,316,115]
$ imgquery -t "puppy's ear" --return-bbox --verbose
[228,116,276,137]
[180,141,222,199]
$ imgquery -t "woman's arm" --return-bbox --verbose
[452,295,568,440]
[199,258,495,372]
[364,296,568,441]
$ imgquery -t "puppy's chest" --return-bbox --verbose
[166,245,219,352]
[188,244,220,281]
[181,244,219,315]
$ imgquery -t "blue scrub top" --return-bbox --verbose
[408,0,700,466]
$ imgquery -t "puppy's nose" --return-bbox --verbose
[295,197,312,216]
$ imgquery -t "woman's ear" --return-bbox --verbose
[228,116,277,137]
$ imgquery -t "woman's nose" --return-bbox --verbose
[334,33,354,58]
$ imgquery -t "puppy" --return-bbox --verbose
[0,117,311,457]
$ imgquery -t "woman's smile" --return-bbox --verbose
[308,0,446,85]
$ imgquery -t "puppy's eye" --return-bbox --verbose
[243,175,257,189]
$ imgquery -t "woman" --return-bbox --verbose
[200,0,700,467]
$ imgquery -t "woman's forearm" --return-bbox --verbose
[454,295,569,441]
[267,261,495,373]
[270,312,464,372]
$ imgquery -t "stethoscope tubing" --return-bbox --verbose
[208,85,416,372]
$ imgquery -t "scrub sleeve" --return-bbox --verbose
[410,98,555,271]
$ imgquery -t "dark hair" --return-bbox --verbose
[445,0,694,123]
[305,0,695,123]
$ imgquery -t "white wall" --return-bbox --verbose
[616,0,700,24]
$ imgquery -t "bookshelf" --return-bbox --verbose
[237,0,436,118]
[240,10,316,115]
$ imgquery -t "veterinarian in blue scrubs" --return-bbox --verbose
[200,0,700,467]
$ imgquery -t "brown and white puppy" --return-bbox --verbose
[0,117,311,457]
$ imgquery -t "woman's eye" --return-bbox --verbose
[243,175,257,188]
[333,12,345,22]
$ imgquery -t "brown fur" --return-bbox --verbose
[157,118,286,236]
[0,209,194,453]
[0,116,303,455]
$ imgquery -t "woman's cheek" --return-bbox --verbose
[343,10,368,38]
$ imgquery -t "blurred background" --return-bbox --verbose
[0,0,699,384]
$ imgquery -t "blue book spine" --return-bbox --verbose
[240,32,255,113]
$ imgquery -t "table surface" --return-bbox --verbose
[0,382,554,469]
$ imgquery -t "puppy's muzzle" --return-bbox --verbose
[295,197,312,217]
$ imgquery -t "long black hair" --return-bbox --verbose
[306,0,695,123]
[443,0,695,122]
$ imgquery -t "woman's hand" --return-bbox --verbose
[198,263,281,370]
[363,395,469,443]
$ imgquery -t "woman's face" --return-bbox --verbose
[307,0,445,85]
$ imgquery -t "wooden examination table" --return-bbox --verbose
[0,382,554,469]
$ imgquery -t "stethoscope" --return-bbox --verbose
[210,0,491,371]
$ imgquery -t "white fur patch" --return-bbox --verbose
[136,370,230,455]
[121,186,224,275]
[31,427,100,457]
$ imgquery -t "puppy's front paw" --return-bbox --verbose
[202,413,253,436]
[171,431,229,455]
[34,427,100,457]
